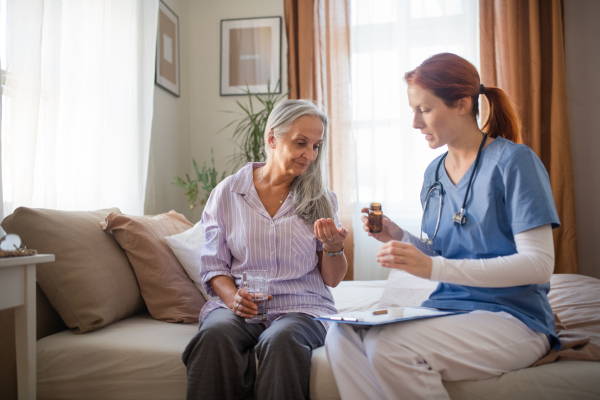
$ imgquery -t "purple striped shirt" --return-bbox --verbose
[199,162,339,327]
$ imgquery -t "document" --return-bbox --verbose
[315,307,467,326]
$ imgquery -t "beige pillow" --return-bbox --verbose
[1,207,145,333]
[101,211,205,323]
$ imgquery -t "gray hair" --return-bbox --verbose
[265,99,333,226]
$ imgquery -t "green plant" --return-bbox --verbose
[172,149,226,210]
[220,81,288,171]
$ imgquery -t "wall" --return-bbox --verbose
[187,0,287,223]
[146,0,286,223]
[565,0,600,279]
[145,0,192,221]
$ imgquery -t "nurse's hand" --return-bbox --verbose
[376,241,433,279]
[360,208,404,243]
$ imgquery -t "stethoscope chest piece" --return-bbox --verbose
[452,209,467,225]
[420,132,487,242]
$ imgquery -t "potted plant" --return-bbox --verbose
[220,81,288,171]
[171,148,226,212]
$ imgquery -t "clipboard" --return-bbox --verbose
[315,307,468,326]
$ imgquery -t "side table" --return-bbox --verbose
[0,254,55,400]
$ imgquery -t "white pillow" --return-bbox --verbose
[164,222,211,300]
[378,269,438,308]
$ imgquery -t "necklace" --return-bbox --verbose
[261,167,285,204]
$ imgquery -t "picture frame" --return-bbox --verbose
[220,16,282,96]
[156,0,180,97]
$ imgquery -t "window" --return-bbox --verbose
[350,0,479,280]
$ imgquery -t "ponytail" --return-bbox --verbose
[405,53,523,144]
[480,87,522,143]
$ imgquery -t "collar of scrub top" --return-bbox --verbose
[420,132,488,245]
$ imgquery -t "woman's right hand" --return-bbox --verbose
[360,207,404,243]
[230,288,273,319]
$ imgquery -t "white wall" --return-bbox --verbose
[565,0,600,279]
[146,0,286,223]
[187,0,287,223]
[145,0,192,220]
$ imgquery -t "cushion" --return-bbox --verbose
[532,274,600,366]
[379,269,438,308]
[164,222,211,300]
[101,211,205,323]
[1,207,144,333]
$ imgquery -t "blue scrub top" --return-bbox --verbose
[420,137,561,350]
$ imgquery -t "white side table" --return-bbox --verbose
[0,254,55,400]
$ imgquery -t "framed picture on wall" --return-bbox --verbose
[156,0,180,97]
[220,16,282,96]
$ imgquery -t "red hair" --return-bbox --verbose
[404,53,522,144]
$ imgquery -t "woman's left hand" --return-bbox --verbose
[377,241,433,279]
[314,218,348,252]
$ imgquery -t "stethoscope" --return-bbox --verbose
[420,132,487,245]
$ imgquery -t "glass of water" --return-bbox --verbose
[243,270,269,322]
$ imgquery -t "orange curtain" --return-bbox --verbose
[284,0,355,280]
[480,0,578,274]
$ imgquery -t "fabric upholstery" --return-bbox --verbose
[101,211,205,323]
[164,222,210,300]
[379,269,438,308]
[1,207,145,333]
[533,274,600,365]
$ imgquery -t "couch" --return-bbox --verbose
[1,207,600,400]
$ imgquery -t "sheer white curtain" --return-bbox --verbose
[350,0,479,280]
[1,0,158,218]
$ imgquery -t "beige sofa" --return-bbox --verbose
[1,208,600,400]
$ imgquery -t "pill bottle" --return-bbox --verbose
[368,203,383,233]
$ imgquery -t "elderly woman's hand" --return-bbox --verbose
[376,241,433,279]
[314,218,348,252]
[230,288,273,319]
[360,208,404,243]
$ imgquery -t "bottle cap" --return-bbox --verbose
[370,203,382,211]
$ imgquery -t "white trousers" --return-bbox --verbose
[325,311,550,400]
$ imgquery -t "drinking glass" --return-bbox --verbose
[242,270,269,322]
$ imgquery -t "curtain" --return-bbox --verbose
[285,0,356,280]
[1,0,158,218]
[480,0,578,274]
[349,0,479,280]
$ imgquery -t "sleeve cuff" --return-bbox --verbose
[202,270,234,298]
[430,256,444,282]
[400,229,412,243]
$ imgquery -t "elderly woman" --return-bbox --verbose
[182,99,348,400]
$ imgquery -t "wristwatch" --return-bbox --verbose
[323,243,345,257]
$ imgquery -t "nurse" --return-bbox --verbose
[325,53,561,400]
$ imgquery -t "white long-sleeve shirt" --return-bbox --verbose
[401,224,554,288]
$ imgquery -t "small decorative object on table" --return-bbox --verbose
[0,234,37,257]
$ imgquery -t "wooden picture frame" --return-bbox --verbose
[220,16,282,96]
[156,0,180,97]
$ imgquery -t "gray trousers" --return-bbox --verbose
[182,308,327,400]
